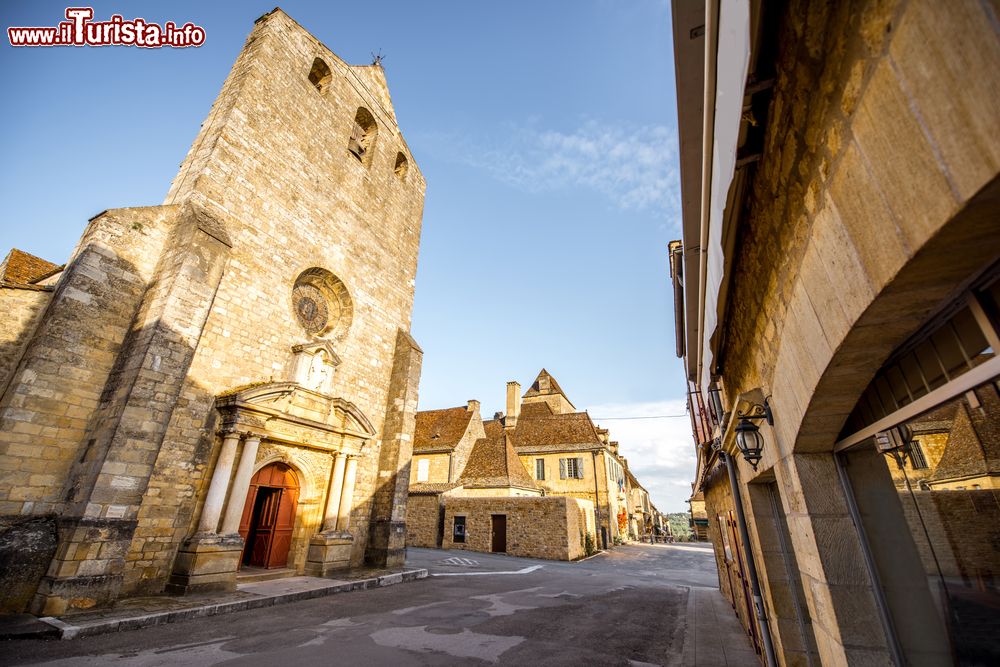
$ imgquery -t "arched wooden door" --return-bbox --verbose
[238,462,299,569]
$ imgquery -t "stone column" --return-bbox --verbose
[167,432,258,596]
[220,435,261,535]
[306,452,356,576]
[336,456,358,531]
[196,433,241,534]
[322,453,348,532]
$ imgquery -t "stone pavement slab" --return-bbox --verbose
[682,586,761,666]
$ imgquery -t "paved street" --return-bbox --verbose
[1,543,758,666]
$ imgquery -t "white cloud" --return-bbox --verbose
[421,119,680,214]
[585,399,697,513]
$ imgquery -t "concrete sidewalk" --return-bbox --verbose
[4,568,427,641]
[683,586,761,666]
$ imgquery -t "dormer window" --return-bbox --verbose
[348,107,377,165]
[308,58,332,93]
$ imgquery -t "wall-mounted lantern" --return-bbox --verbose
[734,398,774,470]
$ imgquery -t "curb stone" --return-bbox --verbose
[37,568,429,640]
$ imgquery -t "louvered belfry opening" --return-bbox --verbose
[348,107,377,164]
[307,57,332,92]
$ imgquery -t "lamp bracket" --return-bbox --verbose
[737,396,773,426]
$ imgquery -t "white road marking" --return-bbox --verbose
[439,556,480,567]
[431,564,543,577]
[392,600,449,615]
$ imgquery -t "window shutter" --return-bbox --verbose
[560,458,566,479]
[577,457,584,479]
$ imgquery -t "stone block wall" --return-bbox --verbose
[366,330,422,567]
[441,495,594,561]
[410,453,451,485]
[0,8,426,611]
[0,205,178,518]
[0,287,53,395]
[122,10,426,591]
[702,0,1000,662]
[518,450,613,541]
[405,493,443,548]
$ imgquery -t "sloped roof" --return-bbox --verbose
[523,368,574,404]
[0,248,59,285]
[408,482,462,495]
[520,402,554,418]
[457,433,539,490]
[482,409,605,453]
[927,390,1000,483]
[414,406,473,452]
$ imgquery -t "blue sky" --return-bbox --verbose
[0,1,694,512]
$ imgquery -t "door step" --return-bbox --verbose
[236,567,298,583]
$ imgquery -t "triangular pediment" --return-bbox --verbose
[215,381,375,450]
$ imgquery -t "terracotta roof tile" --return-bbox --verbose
[0,249,59,285]
[520,402,554,418]
[927,390,1000,482]
[414,406,473,452]
[457,433,538,490]
[482,409,604,453]
[523,368,567,398]
[408,482,462,495]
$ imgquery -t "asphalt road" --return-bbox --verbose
[1,543,749,666]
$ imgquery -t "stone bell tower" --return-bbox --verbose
[0,8,425,615]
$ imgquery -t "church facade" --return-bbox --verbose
[0,9,425,616]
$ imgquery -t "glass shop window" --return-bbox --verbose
[840,375,1000,665]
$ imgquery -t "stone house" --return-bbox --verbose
[670,0,1000,664]
[483,370,633,550]
[406,411,595,560]
[409,401,485,486]
[406,371,643,559]
[0,9,425,616]
[687,488,709,541]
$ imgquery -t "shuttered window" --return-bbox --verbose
[416,458,429,482]
[535,458,545,480]
[559,457,584,479]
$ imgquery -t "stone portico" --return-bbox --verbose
[168,382,376,593]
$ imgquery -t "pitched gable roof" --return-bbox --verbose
[511,412,604,450]
[520,402,554,418]
[482,408,605,453]
[0,249,60,285]
[414,406,473,452]
[523,368,573,403]
[927,390,1000,483]
[457,433,539,490]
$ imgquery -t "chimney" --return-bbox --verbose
[505,381,521,430]
[466,399,480,414]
